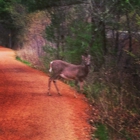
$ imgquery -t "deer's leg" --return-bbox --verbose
[79,80,84,92]
[53,80,61,96]
[73,80,78,98]
[47,77,52,96]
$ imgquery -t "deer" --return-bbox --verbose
[47,54,91,97]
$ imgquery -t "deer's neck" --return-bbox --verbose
[83,64,89,74]
[87,65,90,72]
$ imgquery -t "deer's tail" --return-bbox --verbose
[49,61,53,72]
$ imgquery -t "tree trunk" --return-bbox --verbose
[100,21,107,55]
[126,12,132,52]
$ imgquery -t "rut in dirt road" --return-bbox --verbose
[0,47,91,140]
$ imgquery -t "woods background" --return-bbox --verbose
[0,0,140,139]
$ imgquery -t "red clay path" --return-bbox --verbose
[0,47,91,140]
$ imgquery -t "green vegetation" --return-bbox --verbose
[16,56,31,66]
[94,124,109,140]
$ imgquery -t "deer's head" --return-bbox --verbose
[82,54,91,66]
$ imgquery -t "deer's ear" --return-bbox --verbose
[88,55,91,58]
[81,55,85,59]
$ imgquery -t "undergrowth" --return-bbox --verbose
[87,67,140,140]
[16,56,32,66]
[93,123,109,140]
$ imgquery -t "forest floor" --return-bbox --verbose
[0,47,91,140]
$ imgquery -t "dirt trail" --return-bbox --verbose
[0,47,91,140]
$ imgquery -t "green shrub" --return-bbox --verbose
[16,56,31,66]
[94,123,109,140]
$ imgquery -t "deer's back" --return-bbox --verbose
[50,60,88,80]
[51,60,79,72]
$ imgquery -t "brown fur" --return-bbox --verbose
[47,55,91,97]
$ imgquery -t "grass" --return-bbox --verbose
[16,56,32,66]
[93,123,109,140]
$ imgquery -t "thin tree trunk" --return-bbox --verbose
[56,35,60,59]
[100,21,107,54]
[9,30,12,48]
[126,12,132,52]
[89,17,95,49]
